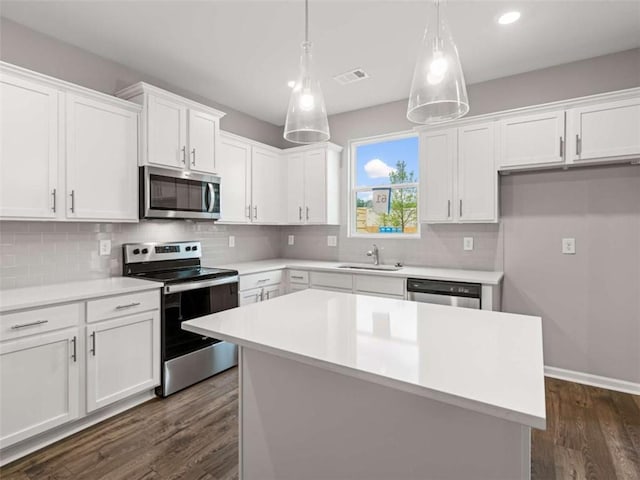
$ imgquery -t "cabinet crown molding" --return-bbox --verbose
[115,81,226,119]
[413,86,640,133]
[0,61,141,112]
[283,142,344,154]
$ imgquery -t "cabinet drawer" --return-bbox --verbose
[310,271,353,290]
[240,270,283,291]
[0,303,82,341]
[354,275,405,297]
[86,289,160,324]
[288,270,309,285]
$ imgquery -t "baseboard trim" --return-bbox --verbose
[0,389,156,467]
[545,366,640,395]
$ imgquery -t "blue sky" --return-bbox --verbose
[355,136,419,187]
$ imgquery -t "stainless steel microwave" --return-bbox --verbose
[140,166,220,220]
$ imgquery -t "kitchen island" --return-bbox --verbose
[183,289,545,480]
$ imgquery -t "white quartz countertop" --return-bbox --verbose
[0,277,162,313]
[183,289,545,429]
[217,258,504,285]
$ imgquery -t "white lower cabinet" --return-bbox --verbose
[0,328,80,448]
[86,310,160,413]
[239,271,284,305]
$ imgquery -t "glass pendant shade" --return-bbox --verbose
[407,2,469,124]
[284,41,330,144]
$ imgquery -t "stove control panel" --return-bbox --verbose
[123,241,202,264]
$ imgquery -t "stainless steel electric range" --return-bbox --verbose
[123,241,238,397]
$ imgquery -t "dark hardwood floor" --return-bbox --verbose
[2,372,638,479]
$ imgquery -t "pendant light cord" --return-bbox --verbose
[305,0,309,43]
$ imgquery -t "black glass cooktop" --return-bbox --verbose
[133,267,238,284]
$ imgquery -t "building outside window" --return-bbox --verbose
[349,132,420,237]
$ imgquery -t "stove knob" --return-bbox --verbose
[185,246,191,251]
[133,248,140,255]
[141,248,149,254]
[192,245,198,251]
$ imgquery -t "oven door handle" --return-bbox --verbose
[164,275,238,294]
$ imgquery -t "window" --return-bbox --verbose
[349,133,419,237]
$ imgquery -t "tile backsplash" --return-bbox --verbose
[0,221,280,289]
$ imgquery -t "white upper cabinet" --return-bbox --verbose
[188,109,218,174]
[420,123,497,224]
[420,129,456,223]
[458,122,498,223]
[65,94,138,221]
[252,146,285,224]
[0,72,59,219]
[117,82,225,175]
[285,145,341,225]
[0,62,141,223]
[498,111,565,170]
[567,97,640,163]
[218,133,252,223]
[147,94,187,169]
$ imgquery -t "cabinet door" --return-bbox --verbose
[0,74,59,219]
[498,111,565,169]
[188,109,218,174]
[218,135,252,223]
[86,311,159,412]
[286,152,305,223]
[304,149,327,223]
[251,147,285,224]
[240,288,263,306]
[0,329,79,448]
[262,284,282,301]
[420,129,456,223]
[568,98,640,162]
[457,122,498,223]
[147,94,187,169]
[66,94,138,221]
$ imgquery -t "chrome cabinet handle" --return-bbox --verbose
[559,137,564,157]
[246,205,251,218]
[191,148,196,166]
[266,290,270,300]
[71,336,77,362]
[70,190,75,213]
[447,200,451,218]
[255,293,261,302]
[115,302,141,310]
[11,319,48,329]
[459,199,463,218]
[90,332,96,356]
[291,275,304,280]
[299,206,302,221]
[576,135,582,155]
[257,278,268,284]
[306,207,309,221]
[181,146,186,164]
[52,189,56,212]
[253,206,258,220]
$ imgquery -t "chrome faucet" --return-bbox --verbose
[366,244,380,266]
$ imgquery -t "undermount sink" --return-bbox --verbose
[337,263,402,272]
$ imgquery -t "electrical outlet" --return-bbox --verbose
[562,238,576,254]
[288,235,295,246]
[327,235,337,247]
[99,239,111,256]
[463,237,474,251]
[228,236,235,248]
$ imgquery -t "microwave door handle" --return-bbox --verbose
[207,183,215,213]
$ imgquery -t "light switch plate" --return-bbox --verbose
[327,235,337,247]
[463,237,474,251]
[99,239,111,256]
[229,236,235,248]
[288,235,295,246]
[562,238,576,254]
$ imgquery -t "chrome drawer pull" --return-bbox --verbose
[11,319,48,329]
[256,279,269,283]
[115,302,141,310]
[291,276,304,280]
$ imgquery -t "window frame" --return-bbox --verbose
[347,130,421,239]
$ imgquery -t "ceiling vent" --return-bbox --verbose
[333,68,370,85]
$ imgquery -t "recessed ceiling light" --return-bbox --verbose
[498,11,521,25]
[287,80,296,88]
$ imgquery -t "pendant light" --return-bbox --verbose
[283,0,330,144]
[407,0,469,124]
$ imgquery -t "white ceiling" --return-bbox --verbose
[2,1,639,125]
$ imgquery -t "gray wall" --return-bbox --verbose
[0,18,283,147]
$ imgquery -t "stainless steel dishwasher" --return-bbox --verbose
[406,278,482,309]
